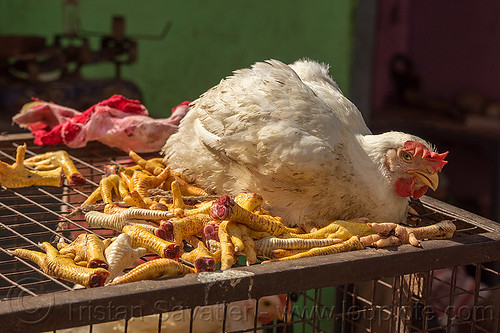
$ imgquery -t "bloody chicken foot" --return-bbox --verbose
[209,195,302,236]
[109,258,195,285]
[9,242,108,288]
[122,225,181,259]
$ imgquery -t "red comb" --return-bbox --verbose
[172,101,190,113]
[403,141,448,172]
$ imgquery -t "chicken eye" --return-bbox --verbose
[401,151,413,162]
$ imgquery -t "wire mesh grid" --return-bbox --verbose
[0,135,498,333]
[291,264,500,333]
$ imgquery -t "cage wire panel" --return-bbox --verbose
[0,135,498,333]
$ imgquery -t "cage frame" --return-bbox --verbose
[0,134,498,332]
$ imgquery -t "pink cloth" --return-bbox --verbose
[13,95,190,153]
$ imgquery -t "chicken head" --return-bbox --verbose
[387,140,448,200]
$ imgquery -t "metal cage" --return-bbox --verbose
[0,134,499,333]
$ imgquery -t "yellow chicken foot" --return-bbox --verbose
[162,173,208,197]
[170,180,186,213]
[182,200,214,216]
[254,236,343,258]
[58,233,108,269]
[209,195,302,236]
[182,236,219,272]
[283,218,374,240]
[128,151,167,176]
[24,149,86,185]
[122,225,181,260]
[99,175,129,204]
[109,258,195,285]
[234,192,263,212]
[218,220,236,270]
[9,242,109,288]
[237,225,258,265]
[361,220,456,248]
[130,168,171,205]
[264,236,364,262]
[159,213,211,244]
[226,221,245,252]
[0,144,63,188]
[122,190,150,209]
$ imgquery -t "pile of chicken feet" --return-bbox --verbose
[8,147,456,288]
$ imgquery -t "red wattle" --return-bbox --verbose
[395,177,415,197]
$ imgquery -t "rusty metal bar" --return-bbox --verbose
[445,266,458,333]
[0,201,72,244]
[0,271,38,297]
[2,187,102,238]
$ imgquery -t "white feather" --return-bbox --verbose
[162,59,437,227]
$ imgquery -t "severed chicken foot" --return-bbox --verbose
[0,144,63,188]
[105,233,147,282]
[254,236,343,258]
[122,224,181,260]
[263,236,364,262]
[283,218,373,240]
[129,151,166,176]
[109,258,195,285]
[209,195,303,236]
[9,242,109,288]
[159,213,211,244]
[360,220,456,248]
[24,149,86,185]
[182,236,219,272]
[218,220,237,270]
[58,233,108,269]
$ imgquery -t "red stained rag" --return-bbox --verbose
[13,95,189,153]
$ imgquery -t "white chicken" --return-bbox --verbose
[162,59,448,228]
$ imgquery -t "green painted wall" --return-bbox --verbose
[0,0,356,117]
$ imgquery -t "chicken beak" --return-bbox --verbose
[409,170,439,191]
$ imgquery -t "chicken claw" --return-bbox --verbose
[159,213,211,244]
[235,192,263,212]
[361,220,456,248]
[129,151,166,176]
[182,236,219,270]
[24,149,86,185]
[0,144,63,188]
[9,242,109,288]
[105,233,147,282]
[109,258,195,285]
[264,236,364,262]
[58,233,108,269]
[209,195,302,236]
[122,224,181,259]
[218,220,236,270]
